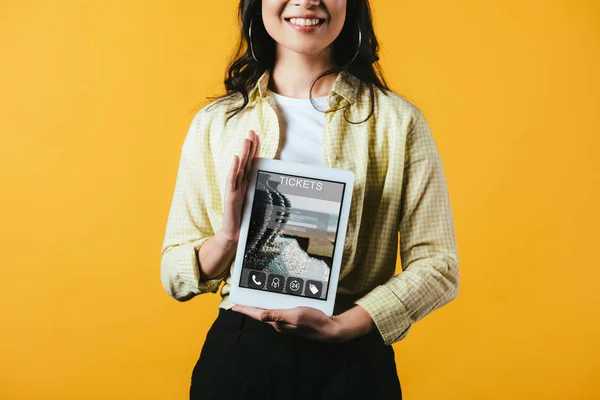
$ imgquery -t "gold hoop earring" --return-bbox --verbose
[249,18,259,62]
[348,19,362,65]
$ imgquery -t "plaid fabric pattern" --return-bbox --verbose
[160,70,459,345]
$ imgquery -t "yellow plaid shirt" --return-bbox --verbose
[160,69,460,345]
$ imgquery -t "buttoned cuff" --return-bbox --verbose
[354,285,412,346]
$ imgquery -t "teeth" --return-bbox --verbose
[289,18,321,27]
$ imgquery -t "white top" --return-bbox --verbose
[270,90,329,168]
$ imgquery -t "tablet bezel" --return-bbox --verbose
[229,158,355,316]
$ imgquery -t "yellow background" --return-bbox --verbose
[1,0,598,398]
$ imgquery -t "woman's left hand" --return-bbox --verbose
[231,304,375,343]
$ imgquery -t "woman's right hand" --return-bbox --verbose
[214,130,261,250]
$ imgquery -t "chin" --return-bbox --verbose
[285,42,329,56]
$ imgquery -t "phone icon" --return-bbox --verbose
[247,271,266,289]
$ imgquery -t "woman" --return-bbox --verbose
[160,0,460,398]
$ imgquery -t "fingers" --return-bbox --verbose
[243,130,258,180]
[275,321,298,331]
[231,304,266,320]
[227,155,240,192]
[236,138,251,189]
[267,321,298,333]
[232,304,297,325]
[255,132,261,159]
[232,304,317,328]
[235,130,259,190]
[232,305,333,340]
[262,308,301,326]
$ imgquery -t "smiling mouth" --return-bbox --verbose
[284,17,326,28]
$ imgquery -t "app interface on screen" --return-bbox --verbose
[239,170,346,300]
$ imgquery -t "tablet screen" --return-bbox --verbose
[239,170,346,301]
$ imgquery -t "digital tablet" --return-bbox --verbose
[229,158,355,316]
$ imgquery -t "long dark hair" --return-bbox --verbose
[208,0,389,124]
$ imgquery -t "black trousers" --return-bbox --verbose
[190,308,402,400]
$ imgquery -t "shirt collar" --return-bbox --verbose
[250,69,361,105]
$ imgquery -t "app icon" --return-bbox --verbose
[304,280,323,298]
[286,277,304,294]
[267,274,285,292]
[248,271,266,289]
